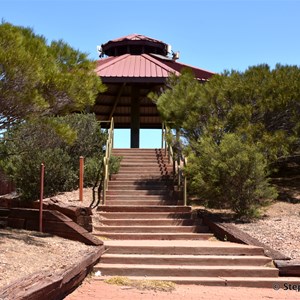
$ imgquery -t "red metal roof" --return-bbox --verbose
[152,55,215,81]
[96,54,214,83]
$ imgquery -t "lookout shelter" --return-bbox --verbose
[94,34,214,148]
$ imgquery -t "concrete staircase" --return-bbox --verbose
[93,148,283,287]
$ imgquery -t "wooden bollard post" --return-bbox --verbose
[79,156,84,201]
[39,163,45,232]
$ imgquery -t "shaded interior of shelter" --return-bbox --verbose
[94,83,163,130]
[93,34,214,148]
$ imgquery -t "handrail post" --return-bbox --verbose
[101,118,114,206]
[183,157,188,206]
[79,156,84,202]
[103,157,107,205]
[163,126,189,207]
[161,123,164,150]
[111,118,115,148]
[39,163,45,232]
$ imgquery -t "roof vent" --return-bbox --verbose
[97,45,104,58]
[172,51,180,61]
[167,44,172,55]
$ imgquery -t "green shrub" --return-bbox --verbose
[0,113,106,200]
[109,156,123,175]
[187,133,277,218]
[84,156,102,187]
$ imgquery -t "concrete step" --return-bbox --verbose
[119,163,170,168]
[117,159,166,162]
[94,225,209,233]
[118,167,168,172]
[106,190,169,195]
[111,175,171,181]
[99,254,273,266]
[97,218,200,226]
[107,184,170,190]
[103,240,266,256]
[117,171,169,176]
[105,195,172,201]
[115,161,168,166]
[106,193,171,198]
[104,201,176,206]
[94,263,278,277]
[94,276,300,288]
[97,212,193,219]
[94,232,214,240]
[97,205,192,213]
[113,148,165,154]
[108,181,170,187]
[117,162,165,166]
[110,176,172,182]
[112,151,168,161]
[118,164,169,168]
[106,197,178,207]
[121,156,171,166]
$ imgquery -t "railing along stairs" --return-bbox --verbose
[162,123,188,206]
[91,120,187,208]
[90,118,114,208]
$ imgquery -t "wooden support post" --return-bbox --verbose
[130,86,140,148]
[161,123,164,150]
[39,163,45,232]
[79,156,84,202]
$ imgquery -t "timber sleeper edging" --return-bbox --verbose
[198,209,300,277]
[0,245,105,300]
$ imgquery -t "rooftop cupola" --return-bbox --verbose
[98,33,170,57]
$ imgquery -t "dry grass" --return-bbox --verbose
[104,276,176,292]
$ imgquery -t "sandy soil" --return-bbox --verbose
[0,228,95,289]
[65,279,300,300]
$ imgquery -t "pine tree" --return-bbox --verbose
[0,22,105,132]
[152,64,300,217]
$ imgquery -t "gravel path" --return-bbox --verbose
[233,202,300,260]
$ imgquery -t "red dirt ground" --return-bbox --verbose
[65,279,300,300]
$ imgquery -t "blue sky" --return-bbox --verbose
[1,0,299,148]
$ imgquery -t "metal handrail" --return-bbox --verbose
[101,118,114,205]
[162,123,188,206]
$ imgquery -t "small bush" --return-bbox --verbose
[84,156,102,187]
[187,133,277,218]
[109,155,122,175]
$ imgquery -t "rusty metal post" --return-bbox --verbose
[39,163,45,232]
[79,156,84,201]
[161,123,164,150]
